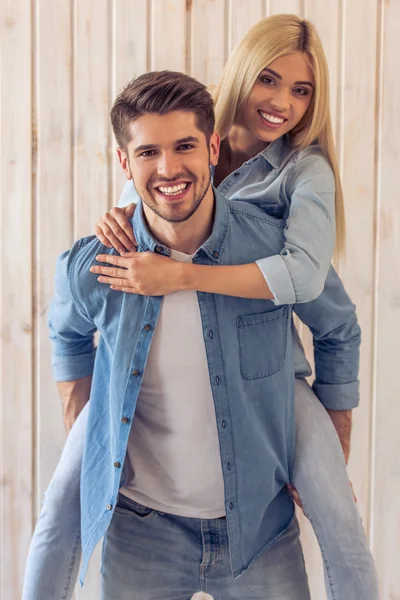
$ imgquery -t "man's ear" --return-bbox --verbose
[117,147,132,180]
[209,131,220,167]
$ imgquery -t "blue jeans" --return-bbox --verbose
[102,494,309,599]
[22,379,378,600]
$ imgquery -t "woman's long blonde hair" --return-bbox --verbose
[214,14,345,258]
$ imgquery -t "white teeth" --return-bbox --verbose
[259,111,284,124]
[158,183,188,195]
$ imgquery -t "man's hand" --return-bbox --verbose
[327,408,352,464]
[57,375,92,433]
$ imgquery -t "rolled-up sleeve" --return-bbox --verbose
[49,247,97,382]
[294,266,361,410]
[256,150,336,305]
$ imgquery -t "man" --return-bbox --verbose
[48,71,360,599]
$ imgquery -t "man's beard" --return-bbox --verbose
[138,169,212,224]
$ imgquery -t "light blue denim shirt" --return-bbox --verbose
[49,190,360,584]
[118,134,336,305]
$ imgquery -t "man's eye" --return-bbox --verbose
[177,144,194,151]
[140,150,156,157]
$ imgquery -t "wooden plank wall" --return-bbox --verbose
[1,1,399,598]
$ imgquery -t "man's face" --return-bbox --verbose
[118,111,219,224]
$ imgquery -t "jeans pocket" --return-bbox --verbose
[237,306,289,380]
[116,494,156,519]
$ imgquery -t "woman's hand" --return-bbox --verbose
[95,204,137,254]
[90,251,186,296]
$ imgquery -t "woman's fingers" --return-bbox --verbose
[109,206,137,249]
[95,206,137,253]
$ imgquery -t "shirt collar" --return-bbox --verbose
[259,134,293,169]
[131,187,230,263]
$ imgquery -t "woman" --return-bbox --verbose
[22,14,378,600]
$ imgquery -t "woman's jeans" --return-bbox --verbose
[22,379,378,600]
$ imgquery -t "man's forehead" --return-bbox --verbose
[128,110,203,147]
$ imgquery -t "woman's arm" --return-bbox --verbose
[94,154,336,300]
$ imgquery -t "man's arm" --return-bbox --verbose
[294,265,361,462]
[57,375,92,433]
[49,243,98,431]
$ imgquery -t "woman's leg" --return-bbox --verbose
[292,378,378,600]
[22,402,88,600]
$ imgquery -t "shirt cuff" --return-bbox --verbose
[256,255,296,305]
[312,381,360,410]
[52,351,96,382]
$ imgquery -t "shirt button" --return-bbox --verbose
[144,324,152,331]
[227,462,231,471]
[114,462,121,468]
[213,250,219,258]
[234,172,240,177]
[229,502,234,510]
[215,375,220,385]
[132,369,140,377]
[208,330,213,339]
[106,504,113,511]
[221,420,226,429]
[121,416,129,424]
[156,245,165,253]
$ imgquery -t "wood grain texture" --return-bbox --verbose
[1,1,398,598]
[372,0,400,597]
[0,1,33,599]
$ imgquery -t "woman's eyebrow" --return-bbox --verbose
[261,67,314,88]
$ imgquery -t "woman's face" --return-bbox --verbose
[241,52,315,144]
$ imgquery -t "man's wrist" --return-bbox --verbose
[327,408,352,463]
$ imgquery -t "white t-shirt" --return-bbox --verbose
[120,249,226,518]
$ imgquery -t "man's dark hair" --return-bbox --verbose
[111,70,215,149]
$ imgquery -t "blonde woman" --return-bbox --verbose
[22,15,378,600]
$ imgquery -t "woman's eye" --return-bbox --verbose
[293,87,309,96]
[260,76,275,86]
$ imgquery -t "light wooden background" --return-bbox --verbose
[1,0,399,598]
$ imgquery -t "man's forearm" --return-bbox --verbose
[57,374,92,433]
[326,409,352,464]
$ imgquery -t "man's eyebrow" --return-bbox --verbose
[175,136,200,144]
[261,67,314,88]
[134,136,200,154]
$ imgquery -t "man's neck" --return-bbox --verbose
[143,188,215,255]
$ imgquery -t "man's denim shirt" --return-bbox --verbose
[49,191,360,584]
[119,134,336,305]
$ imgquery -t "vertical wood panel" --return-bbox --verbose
[373,0,400,596]
[191,0,226,90]
[0,1,33,599]
[112,0,150,206]
[35,0,73,517]
[229,0,265,51]
[267,0,301,16]
[150,0,188,71]
[340,0,378,530]
[74,0,111,239]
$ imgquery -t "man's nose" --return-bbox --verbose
[157,154,182,179]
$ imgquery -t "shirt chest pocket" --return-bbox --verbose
[236,306,289,380]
